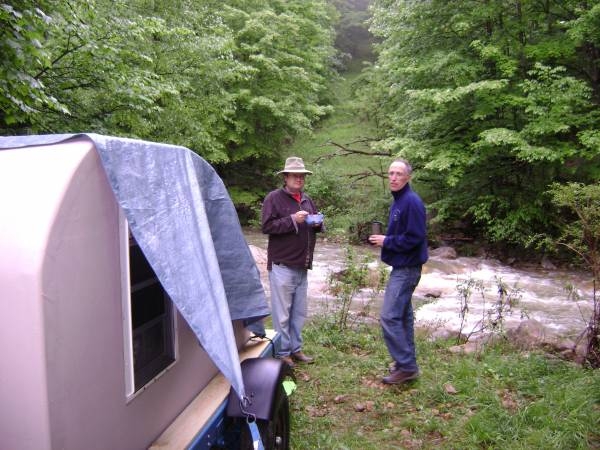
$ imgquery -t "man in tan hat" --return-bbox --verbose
[261,156,323,368]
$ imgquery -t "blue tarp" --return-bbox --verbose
[0,133,269,400]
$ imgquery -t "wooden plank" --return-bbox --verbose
[149,330,276,449]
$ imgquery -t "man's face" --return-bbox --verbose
[388,161,411,192]
[284,173,306,193]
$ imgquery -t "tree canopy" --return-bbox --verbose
[1,0,336,166]
[359,0,600,251]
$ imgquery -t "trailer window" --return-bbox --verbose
[121,221,177,399]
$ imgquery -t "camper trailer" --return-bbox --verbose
[0,134,289,450]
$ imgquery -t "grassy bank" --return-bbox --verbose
[286,67,390,236]
[288,317,600,449]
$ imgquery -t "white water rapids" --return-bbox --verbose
[245,230,595,340]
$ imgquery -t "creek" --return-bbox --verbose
[244,229,595,340]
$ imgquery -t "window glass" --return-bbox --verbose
[121,220,176,399]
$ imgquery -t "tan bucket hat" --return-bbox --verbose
[277,156,313,174]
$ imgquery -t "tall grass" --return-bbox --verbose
[290,317,600,449]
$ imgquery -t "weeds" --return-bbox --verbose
[568,279,600,368]
[548,182,600,367]
[326,246,387,330]
[456,277,485,343]
[456,275,524,345]
[486,276,525,335]
[293,316,600,449]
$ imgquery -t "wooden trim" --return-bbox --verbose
[149,329,276,449]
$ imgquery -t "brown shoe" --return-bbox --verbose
[291,351,315,364]
[278,355,295,368]
[382,369,419,385]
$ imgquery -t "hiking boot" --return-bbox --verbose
[382,369,419,385]
[291,351,315,364]
[278,355,295,368]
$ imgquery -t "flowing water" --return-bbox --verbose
[244,230,595,339]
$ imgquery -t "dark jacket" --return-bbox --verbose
[261,188,321,270]
[381,184,428,268]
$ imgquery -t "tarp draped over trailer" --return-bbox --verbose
[0,133,269,400]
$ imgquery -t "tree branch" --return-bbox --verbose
[314,139,391,163]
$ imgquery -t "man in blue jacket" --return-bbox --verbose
[369,158,428,384]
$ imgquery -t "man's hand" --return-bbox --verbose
[294,210,309,223]
[368,234,385,247]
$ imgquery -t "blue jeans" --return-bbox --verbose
[269,264,308,357]
[381,266,422,372]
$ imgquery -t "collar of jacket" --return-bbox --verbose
[283,187,304,198]
[391,183,411,199]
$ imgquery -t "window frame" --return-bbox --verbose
[119,211,178,401]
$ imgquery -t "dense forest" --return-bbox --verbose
[358,0,600,259]
[1,0,338,203]
[2,0,599,263]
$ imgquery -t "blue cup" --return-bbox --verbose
[306,213,324,225]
